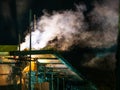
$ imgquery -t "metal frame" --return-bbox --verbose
[9,50,85,81]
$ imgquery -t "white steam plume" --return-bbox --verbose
[84,4,118,48]
[20,6,87,51]
[20,3,118,51]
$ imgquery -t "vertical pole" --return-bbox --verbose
[57,78,59,90]
[34,14,36,31]
[116,1,120,90]
[18,33,22,90]
[12,0,22,89]
[116,32,120,90]
[16,2,22,90]
[29,9,32,90]
[51,71,54,90]
[62,78,65,90]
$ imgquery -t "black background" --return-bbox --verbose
[0,0,93,45]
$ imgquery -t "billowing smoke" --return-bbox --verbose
[20,5,87,51]
[81,0,118,70]
[82,53,116,70]
[20,1,118,51]
[86,3,118,48]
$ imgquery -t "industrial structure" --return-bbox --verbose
[0,10,98,90]
[0,49,97,90]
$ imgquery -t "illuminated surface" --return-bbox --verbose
[10,50,84,81]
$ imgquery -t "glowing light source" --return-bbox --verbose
[37,59,61,64]
[45,64,67,68]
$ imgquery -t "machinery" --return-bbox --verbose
[0,50,97,90]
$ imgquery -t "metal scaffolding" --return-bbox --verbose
[0,50,97,90]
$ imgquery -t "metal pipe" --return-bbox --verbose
[116,1,120,90]
[0,62,18,64]
[9,50,56,56]
[18,8,22,90]
[57,78,59,90]
[51,70,54,90]
[29,9,32,90]
[62,78,65,90]
[0,74,10,75]
[34,14,36,31]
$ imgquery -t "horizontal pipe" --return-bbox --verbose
[0,62,18,64]
[9,50,56,56]
[0,74,9,75]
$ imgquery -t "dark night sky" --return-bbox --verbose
[0,0,86,45]
[0,0,118,46]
